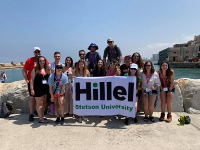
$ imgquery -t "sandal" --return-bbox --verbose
[143,117,148,122]
[39,119,49,123]
[149,117,155,122]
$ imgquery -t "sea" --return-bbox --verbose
[1,64,200,83]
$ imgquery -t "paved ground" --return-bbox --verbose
[0,112,199,150]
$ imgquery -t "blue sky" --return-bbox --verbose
[0,0,199,63]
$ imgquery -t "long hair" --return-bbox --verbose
[131,52,144,69]
[35,56,51,75]
[65,56,73,68]
[74,60,87,76]
[129,69,140,89]
[143,61,155,74]
[107,59,120,74]
[93,60,106,76]
[160,61,173,77]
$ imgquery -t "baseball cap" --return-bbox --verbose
[55,63,64,68]
[107,38,114,42]
[130,63,138,70]
[34,47,41,52]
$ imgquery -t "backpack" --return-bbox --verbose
[105,45,119,61]
[0,102,10,118]
[184,116,191,124]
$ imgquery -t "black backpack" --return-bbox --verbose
[184,116,191,124]
[105,45,119,61]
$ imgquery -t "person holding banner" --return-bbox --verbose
[157,61,175,122]
[106,59,121,76]
[124,63,142,125]
[63,57,74,117]
[91,60,107,77]
[140,61,161,122]
[72,60,90,123]
[120,55,131,76]
[48,64,68,124]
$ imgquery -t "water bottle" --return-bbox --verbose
[50,102,55,115]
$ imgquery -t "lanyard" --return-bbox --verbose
[79,71,84,77]
[41,69,45,77]
[161,73,166,86]
[145,74,152,85]
[126,65,130,72]
[90,53,95,62]
[56,74,62,88]
[109,49,114,57]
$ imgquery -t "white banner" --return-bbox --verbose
[73,76,136,117]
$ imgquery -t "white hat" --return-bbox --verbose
[33,47,41,52]
[130,63,138,70]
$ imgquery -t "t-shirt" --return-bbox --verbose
[103,45,122,61]
[0,73,6,82]
[48,73,68,94]
[23,57,49,81]
[120,64,130,76]
[85,52,101,70]
[49,62,65,74]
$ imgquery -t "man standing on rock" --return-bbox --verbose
[49,52,65,74]
[22,47,49,121]
[103,38,122,68]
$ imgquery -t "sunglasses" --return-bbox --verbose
[107,41,113,43]
[39,60,45,63]
[134,56,139,58]
[35,51,41,53]
[56,67,63,69]
[110,62,116,65]
[145,65,151,67]
[79,54,85,56]
[130,68,137,70]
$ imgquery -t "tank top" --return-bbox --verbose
[159,71,171,88]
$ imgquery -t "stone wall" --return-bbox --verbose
[0,79,199,114]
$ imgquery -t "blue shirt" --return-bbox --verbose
[48,73,68,94]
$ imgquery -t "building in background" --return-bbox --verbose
[152,54,159,61]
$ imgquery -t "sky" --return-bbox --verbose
[0,0,199,63]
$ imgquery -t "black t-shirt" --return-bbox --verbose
[120,64,130,76]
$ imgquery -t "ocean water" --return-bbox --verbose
[1,65,200,83]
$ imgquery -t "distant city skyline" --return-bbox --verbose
[0,0,199,63]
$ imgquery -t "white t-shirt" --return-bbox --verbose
[0,73,6,82]
[139,71,161,91]
[49,62,65,74]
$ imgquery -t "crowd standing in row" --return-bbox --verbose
[22,38,175,125]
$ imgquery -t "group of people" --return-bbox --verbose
[0,71,8,83]
[22,38,175,125]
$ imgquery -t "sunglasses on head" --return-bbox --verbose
[79,54,85,56]
[134,56,139,58]
[130,68,137,70]
[39,60,45,63]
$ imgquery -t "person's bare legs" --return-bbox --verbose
[160,92,167,112]
[42,95,47,114]
[35,96,44,121]
[54,98,59,118]
[142,94,148,117]
[166,93,174,114]
[148,95,157,117]
[29,96,36,115]
[58,96,65,118]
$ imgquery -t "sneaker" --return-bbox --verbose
[124,118,129,125]
[133,117,138,123]
[166,114,172,122]
[81,116,88,122]
[76,116,82,123]
[29,114,34,121]
[55,117,60,123]
[111,116,118,120]
[60,117,64,124]
[159,113,165,121]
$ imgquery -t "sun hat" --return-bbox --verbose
[107,38,114,42]
[33,47,41,52]
[130,63,138,70]
[88,43,99,50]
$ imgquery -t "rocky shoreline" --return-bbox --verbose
[0,62,24,69]
[0,79,199,114]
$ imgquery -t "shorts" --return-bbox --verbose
[28,81,33,96]
[136,91,139,97]
[160,88,175,94]
[151,90,158,95]
[54,93,65,98]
